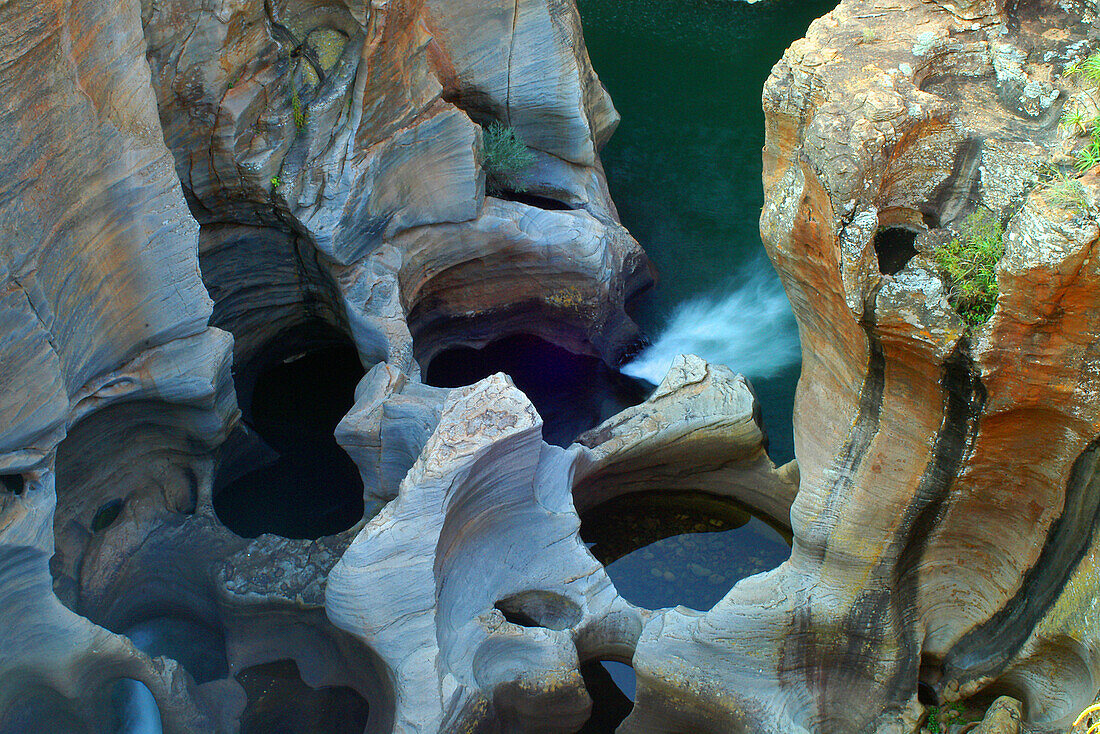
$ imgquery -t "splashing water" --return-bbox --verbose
[622,264,801,385]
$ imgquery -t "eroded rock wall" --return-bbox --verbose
[751,0,1100,730]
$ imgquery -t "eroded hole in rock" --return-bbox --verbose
[493,189,575,210]
[424,334,651,446]
[90,499,123,533]
[236,659,370,734]
[1,474,24,495]
[579,659,634,732]
[580,491,792,611]
[873,226,919,275]
[494,591,583,631]
[917,680,939,707]
[213,320,365,539]
[123,616,229,685]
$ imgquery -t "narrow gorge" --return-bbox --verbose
[0,0,1098,733]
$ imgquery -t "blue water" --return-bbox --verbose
[579,0,839,463]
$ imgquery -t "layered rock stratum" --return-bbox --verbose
[0,0,1098,732]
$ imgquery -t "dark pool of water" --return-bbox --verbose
[581,491,792,611]
[236,660,369,734]
[214,322,366,539]
[425,334,653,447]
[579,0,839,464]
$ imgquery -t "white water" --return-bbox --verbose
[622,263,800,384]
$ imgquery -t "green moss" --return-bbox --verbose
[481,122,536,193]
[934,211,1005,326]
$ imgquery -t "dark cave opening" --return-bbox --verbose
[424,334,652,446]
[1,474,24,495]
[492,189,576,211]
[213,320,366,539]
[494,591,583,631]
[236,659,370,734]
[873,226,919,275]
[90,499,123,532]
[579,491,792,612]
[579,659,635,732]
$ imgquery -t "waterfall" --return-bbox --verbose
[622,263,800,384]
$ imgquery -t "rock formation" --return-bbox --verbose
[1,0,1099,731]
[744,0,1098,730]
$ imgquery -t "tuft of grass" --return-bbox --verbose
[1061,105,1087,134]
[481,122,536,194]
[934,211,1005,326]
[1043,170,1094,214]
[1064,51,1100,173]
[926,706,941,733]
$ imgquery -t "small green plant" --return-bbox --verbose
[934,210,1005,326]
[1077,143,1100,172]
[481,122,536,194]
[926,706,941,733]
[1044,170,1094,213]
[1061,106,1087,133]
[1064,51,1100,173]
[270,175,280,190]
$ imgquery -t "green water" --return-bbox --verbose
[579,0,838,463]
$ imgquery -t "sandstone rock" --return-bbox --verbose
[397,197,649,366]
[974,696,1023,734]
[681,0,1100,730]
[424,0,619,165]
[574,354,797,525]
[326,374,635,732]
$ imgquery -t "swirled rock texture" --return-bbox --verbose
[1,0,660,730]
[141,0,651,374]
[609,0,1100,732]
[326,357,793,732]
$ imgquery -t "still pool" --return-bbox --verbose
[581,491,792,612]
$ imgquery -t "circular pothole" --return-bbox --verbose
[123,616,229,685]
[424,334,651,446]
[580,491,792,611]
[213,321,365,539]
[236,659,370,734]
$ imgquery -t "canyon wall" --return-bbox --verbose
[1,0,1099,732]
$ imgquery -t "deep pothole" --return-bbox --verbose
[424,334,651,446]
[580,491,792,611]
[236,659,370,734]
[213,320,365,539]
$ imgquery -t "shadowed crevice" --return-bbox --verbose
[944,435,1100,683]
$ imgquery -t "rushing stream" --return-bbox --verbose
[580,0,839,465]
[576,0,838,707]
